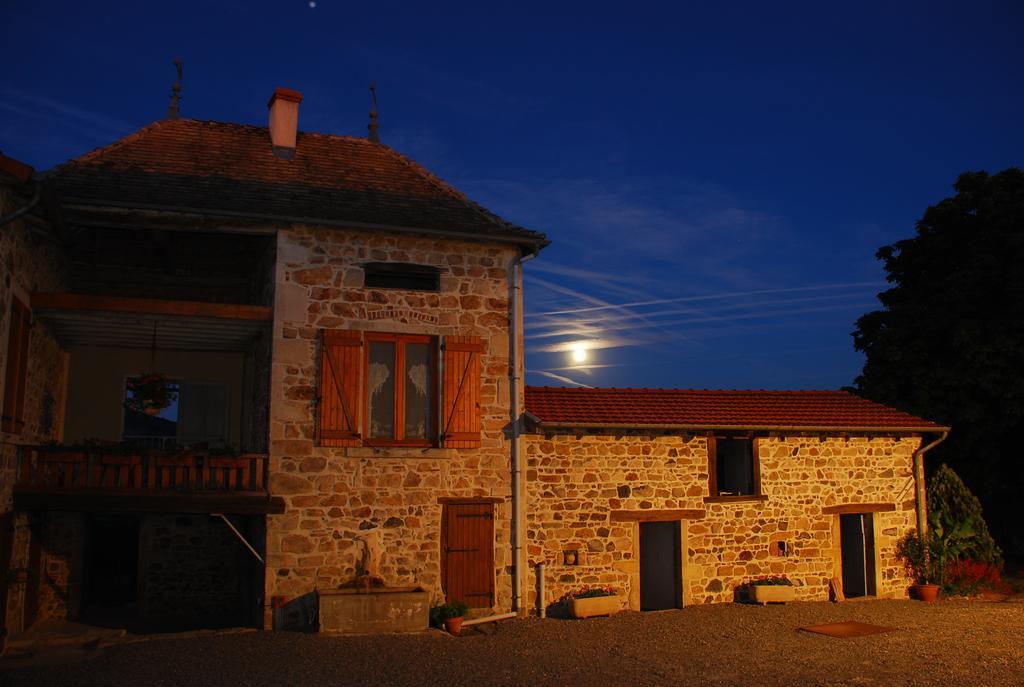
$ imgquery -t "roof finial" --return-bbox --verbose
[166,59,183,120]
[367,83,380,143]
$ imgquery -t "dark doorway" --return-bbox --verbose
[840,513,876,598]
[0,512,13,639]
[82,514,140,622]
[442,502,495,608]
[640,520,682,611]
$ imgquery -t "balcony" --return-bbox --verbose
[14,446,283,514]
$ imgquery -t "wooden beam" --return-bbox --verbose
[13,487,285,514]
[437,496,504,504]
[31,292,272,322]
[610,508,704,522]
[821,503,896,515]
[703,494,769,504]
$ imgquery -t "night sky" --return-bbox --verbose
[3,1,1022,391]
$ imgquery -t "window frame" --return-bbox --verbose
[362,332,438,447]
[705,433,764,502]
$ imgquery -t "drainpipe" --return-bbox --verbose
[912,431,949,536]
[509,245,539,615]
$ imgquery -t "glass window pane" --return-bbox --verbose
[367,341,395,438]
[123,377,180,447]
[716,439,754,495]
[404,343,433,440]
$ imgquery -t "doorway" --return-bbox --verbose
[442,501,495,608]
[640,520,682,611]
[839,513,876,598]
[82,514,140,623]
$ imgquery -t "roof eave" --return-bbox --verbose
[531,421,950,435]
[57,198,549,249]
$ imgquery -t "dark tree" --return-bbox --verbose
[853,167,1024,560]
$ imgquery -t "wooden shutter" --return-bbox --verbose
[441,336,482,449]
[706,433,717,497]
[317,330,362,447]
[2,296,31,435]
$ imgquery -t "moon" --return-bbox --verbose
[571,345,587,363]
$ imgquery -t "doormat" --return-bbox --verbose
[799,620,898,638]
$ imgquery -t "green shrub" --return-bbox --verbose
[435,600,469,620]
[927,463,1002,565]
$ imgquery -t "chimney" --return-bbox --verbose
[267,87,302,158]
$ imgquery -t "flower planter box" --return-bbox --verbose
[569,595,621,619]
[750,585,795,605]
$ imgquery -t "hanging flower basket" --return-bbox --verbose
[124,372,177,414]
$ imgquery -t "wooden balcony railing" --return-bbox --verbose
[15,447,267,493]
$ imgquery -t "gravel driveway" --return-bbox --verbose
[3,599,1022,686]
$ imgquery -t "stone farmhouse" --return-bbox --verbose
[0,87,947,640]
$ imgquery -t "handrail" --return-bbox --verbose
[15,446,267,493]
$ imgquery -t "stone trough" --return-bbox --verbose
[318,586,430,634]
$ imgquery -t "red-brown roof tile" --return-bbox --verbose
[46,119,546,245]
[524,386,947,432]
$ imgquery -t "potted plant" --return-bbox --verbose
[437,600,469,635]
[896,529,941,602]
[747,574,796,604]
[561,586,620,619]
[124,372,177,415]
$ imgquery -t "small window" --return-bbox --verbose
[363,262,441,291]
[365,333,436,445]
[709,437,760,498]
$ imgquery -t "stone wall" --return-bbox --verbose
[140,514,255,625]
[33,512,83,624]
[525,432,921,611]
[0,183,69,634]
[264,227,518,625]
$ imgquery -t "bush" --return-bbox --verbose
[944,559,1010,596]
[435,600,469,620]
[927,463,1002,565]
[896,529,940,584]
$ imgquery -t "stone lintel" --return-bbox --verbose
[609,508,704,522]
[821,502,897,515]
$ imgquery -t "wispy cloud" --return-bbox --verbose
[0,87,135,141]
[529,370,593,387]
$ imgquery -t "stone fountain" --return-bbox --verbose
[318,530,429,634]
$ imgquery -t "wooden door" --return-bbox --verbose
[640,520,682,611]
[840,513,876,597]
[442,502,494,608]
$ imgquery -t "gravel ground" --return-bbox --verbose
[2,599,1022,686]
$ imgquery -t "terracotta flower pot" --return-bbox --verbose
[912,584,940,603]
[444,616,464,635]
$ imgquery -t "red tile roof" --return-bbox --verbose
[46,119,546,246]
[524,386,948,432]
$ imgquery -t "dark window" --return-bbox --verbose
[363,262,441,291]
[2,296,31,435]
[711,437,759,497]
[365,333,436,445]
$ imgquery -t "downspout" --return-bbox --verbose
[509,245,539,614]
[912,430,949,536]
